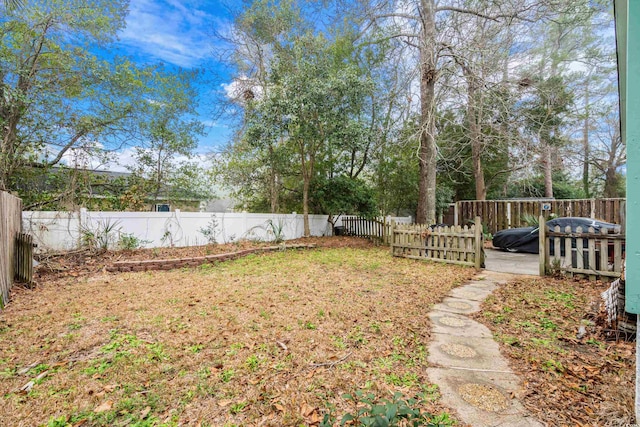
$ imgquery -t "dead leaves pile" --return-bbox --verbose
[475,277,634,427]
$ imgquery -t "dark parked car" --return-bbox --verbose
[492,217,621,254]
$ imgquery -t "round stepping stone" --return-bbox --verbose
[438,316,467,327]
[447,301,472,310]
[440,343,477,358]
[458,383,508,412]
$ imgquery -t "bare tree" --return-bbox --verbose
[591,115,625,198]
[357,0,539,222]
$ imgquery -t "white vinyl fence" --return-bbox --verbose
[22,210,409,253]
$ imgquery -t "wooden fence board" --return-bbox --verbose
[458,198,625,235]
[15,233,35,285]
[543,221,625,281]
[390,218,483,268]
[0,191,22,308]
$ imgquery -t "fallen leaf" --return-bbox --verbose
[140,406,151,419]
[218,399,232,407]
[310,411,321,423]
[276,341,288,352]
[274,403,285,412]
[18,380,35,394]
[94,400,113,413]
[300,403,314,417]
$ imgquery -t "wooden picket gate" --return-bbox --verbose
[15,233,35,285]
[390,217,483,268]
[540,216,625,281]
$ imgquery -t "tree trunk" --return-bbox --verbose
[302,167,310,237]
[300,146,312,237]
[543,144,553,198]
[603,166,619,198]
[582,77,590,198]
[268,145,279,213]
[0,112,21,192]
[463,65,486,200]
[416,0,437,224]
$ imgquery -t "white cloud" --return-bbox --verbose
[221,76,264,103]
[119,0,216,67]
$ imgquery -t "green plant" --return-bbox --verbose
[220,369,234,382]
[385,372,418,387]
[520,213,541,227]
[302,321,316,330]
[542,359,565,373]
[264,219,286,243]
[419,384,441,402]
[320,390,445,427]
[81,218,122,252]
[46,416,69,427]
[332,336,347,350]
[248,218,287,243]
[199,215,220,244]
[245,355,260,371]
[188,344,204,354]
[161,229,174,247]
[230,402,247,414]
[118,233,147,250]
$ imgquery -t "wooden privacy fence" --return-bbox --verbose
[391,217,483,268]
[540,216,625,281]
[458,198,625,235]
[0,191,23,308]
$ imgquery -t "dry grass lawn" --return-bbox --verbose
[0,244,475,426]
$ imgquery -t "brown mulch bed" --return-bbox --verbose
[474,276,635,427]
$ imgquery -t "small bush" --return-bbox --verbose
[320,390,454,427]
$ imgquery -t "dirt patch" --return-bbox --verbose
[1,244,475,426]
[474,276,635,426]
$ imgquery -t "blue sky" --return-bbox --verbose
[114,0,234,158]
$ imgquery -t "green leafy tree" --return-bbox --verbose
[128,69,208,207]
[520,76,573,198]
[311,175,378,227]
[0,0,203,209]
[1,0,131,192]
[244,32,373,236]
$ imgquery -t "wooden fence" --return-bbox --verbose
[341,216,412,244]
[0,191,23,308]
[458,198,625,235]
[15,233,35,285]
[390,217,483,268]
[540,216,625,281]
[342,217,388,243]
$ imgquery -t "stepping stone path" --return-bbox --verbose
[426,271,543,427]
